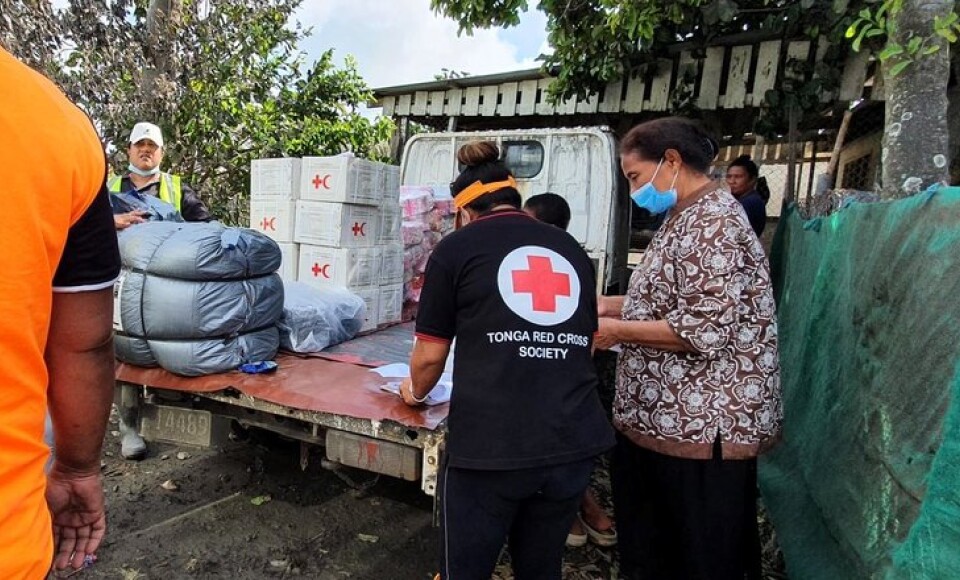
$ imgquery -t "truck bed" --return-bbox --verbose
[115,323,447,496]
[114,323,447,431]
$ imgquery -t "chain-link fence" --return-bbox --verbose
[712,103,886,221]
[713,139,832,219]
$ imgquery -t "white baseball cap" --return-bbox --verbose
[129,122,164,148]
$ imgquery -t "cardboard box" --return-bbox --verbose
[378,283,403,326]
[294,201,380,248]
[276,242,300,282]
[297,245,381,289]
[250,158,301,200]
[382,166,400,200]
[300,156,381,206]
[354,287,380,333]
[250,199,298,243]
[379,243,404,285]
[378,204,401,244]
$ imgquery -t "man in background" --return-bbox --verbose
[110,121,212,229]
[110,121,212,459]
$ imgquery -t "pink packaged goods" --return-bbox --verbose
[433,197,456,216]
[401,220,425,246]
[399,186,434,219]
[424,208,444,232]
[405,275,425,303]
[403,245,426,272]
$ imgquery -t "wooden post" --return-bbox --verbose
[389,117,410,164]
[826,109,854,181]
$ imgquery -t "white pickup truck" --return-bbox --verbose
[117,126,634,500]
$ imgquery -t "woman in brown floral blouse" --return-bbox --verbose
[595,117,781,580]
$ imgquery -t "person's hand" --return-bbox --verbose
[399,378,426,407]
[45,461,106,572]
[114,211,148,230]
[594,318,622,351]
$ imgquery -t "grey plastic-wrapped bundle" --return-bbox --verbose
[114,222,284,376]
[278,282,366,353]
[118,221,281,279]
[115,271,283,339]
[115,327,280,376]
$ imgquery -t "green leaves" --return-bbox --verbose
[10,0,394,227]
[889,60,911,77]
[702,0,738,26]
[933,11,960,42]
[432,0,959,106]
[877,43,903,61]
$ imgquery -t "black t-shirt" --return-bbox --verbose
[416,209,615,470]
[53,180,121,292]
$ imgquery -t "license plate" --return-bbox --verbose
[141,404,213,447]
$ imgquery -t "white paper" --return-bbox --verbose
[371,363,453,406]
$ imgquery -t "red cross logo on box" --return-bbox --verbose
[498,246,581,326]
[312,174,331,190]
[351,222,367,237]
[311,263,331,278]
[260,217,276,231]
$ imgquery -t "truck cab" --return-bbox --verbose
[400,127,633,293]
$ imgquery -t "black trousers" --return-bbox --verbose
[611,434,762,580]
[438,457,595,580]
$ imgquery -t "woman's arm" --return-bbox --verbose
[595,317,692,352]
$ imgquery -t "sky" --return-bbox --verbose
[48,0,549,90]
[296,0,549,89]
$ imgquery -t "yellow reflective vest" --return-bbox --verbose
[108,172,183,211]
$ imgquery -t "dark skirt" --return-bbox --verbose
[611,433,762,580]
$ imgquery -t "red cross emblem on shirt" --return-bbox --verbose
[511,256,572,313]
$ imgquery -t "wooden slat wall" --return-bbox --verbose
[751,41,781,106]
[698,46,725,109]
[380,39,872,119]
[723,45,752,109]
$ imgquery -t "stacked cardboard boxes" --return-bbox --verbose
[293,155,403,333]
[249,155,404,334]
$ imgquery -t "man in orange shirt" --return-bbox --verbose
[0,46,121,578]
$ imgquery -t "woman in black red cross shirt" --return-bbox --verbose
[400,141,614,580]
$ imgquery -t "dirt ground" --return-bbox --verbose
[83,409,627,580]
[86,410,441,580]
[81,413,783,580]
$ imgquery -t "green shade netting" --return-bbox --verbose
[760,186,960,580]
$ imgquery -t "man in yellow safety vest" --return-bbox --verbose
[111,122,212,460]
[109,122,211,229]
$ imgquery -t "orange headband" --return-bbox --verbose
[454,176,518,209]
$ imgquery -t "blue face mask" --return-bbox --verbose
[630,159,679,215]
[128,163,160,177]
